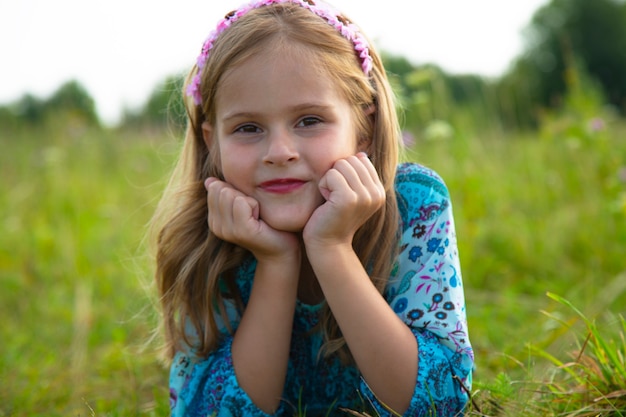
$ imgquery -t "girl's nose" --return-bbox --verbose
[262,130,299,165]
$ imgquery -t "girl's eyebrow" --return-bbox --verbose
[221,103,335,122]
[289,103,334,113]
[221,111,260,123]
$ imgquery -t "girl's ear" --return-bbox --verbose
[201,121,214,149]
[357,135,372,154]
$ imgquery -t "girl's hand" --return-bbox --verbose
[205,178,300,262]
[303,153,385,248]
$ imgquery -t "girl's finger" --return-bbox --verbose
[204,176,218,191]
[334,155,375,194]
[318,167,349,201]
[357,152,381,185]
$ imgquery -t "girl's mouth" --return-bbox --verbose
[259,178,306,194]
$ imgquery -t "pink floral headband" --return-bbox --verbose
[186,0,374,105]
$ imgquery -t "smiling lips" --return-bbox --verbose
[259,178,307,194]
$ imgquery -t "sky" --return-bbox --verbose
[0,0,548,125]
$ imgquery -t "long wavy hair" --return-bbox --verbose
[151,2,402,362]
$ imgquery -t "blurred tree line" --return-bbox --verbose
[1,0,625,137]
[0,80,100,132]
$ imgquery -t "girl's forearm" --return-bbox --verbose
[231,257,300,413]
[307,243,418,414]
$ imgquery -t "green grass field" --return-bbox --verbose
[1,118,625,415]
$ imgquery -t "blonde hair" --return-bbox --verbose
[151,3,401,362]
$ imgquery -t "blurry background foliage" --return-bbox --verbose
[1,0,625,415]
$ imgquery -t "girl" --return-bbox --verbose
[151,0,473,416]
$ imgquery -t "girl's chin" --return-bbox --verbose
[261,211,313,233]
[258,200,322,232]
[263,218,307,233]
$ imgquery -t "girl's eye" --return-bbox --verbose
[234,124,261,134]
[297,117,322,128]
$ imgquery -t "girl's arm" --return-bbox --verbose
[303,154,417,414]
[306,244,417,414]
[205,178,301,413]
[231,252,300,413]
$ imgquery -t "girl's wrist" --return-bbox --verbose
[303,233,354,252]
[253,251,302,291]
[303,239,354,264]
[254,247,302,269]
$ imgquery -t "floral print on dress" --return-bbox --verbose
[389,163,474,388]
[169,162,473,417]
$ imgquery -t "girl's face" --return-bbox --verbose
[204,48,364,232]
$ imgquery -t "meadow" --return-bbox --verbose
[1,114,625,415]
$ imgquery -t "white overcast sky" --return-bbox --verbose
[0,0,548,125]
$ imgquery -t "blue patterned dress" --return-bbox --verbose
[169,162,474,417]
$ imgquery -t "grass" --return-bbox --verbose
[1,114,625,415]
[530,293,626,416]
[407,121,626,415]
[0,122,173,416]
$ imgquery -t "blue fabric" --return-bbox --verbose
[169,162,474,416]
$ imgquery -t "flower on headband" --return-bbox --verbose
[186,0,373,105]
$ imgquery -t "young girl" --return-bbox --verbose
[151,1,473,416]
